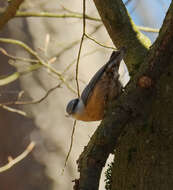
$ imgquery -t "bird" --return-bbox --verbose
[66,47,130,122]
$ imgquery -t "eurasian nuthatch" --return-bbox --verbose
[66,47,130,121]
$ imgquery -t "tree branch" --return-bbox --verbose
[76,1,173,190]
[0,0,24,30]
[93,0,151,72]
[0,83,61,106]
[0,38,76,94]
[15,11,159,33]
[0,141,35,172]
[16,11,101,22]
[0,104,27,117]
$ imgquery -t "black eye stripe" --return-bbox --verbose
[73,99,79,111]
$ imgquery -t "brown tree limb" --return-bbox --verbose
[93,0,151,72]
[0,0,24,30]
[76,1,173,190]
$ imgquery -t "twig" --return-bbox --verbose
[75,0,86,97]
[43,34,50,57]
[16,11,101,22]
[0,141,35,172]
[62,120,77,174]
[0,83,61,106]
[17,90,24,100]
[0,47,56,86]
[84,33,116,50]
[15,12,159,33]
[0,104,27,117]
[0,47,38,63]
[137,26,159,33]
[0,64,41,86]
[0,38,76,94]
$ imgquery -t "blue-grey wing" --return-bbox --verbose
[81,62,107,106]
[81,49,125,105]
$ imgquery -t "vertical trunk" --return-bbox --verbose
[76,1,173,190]
[111,63,173,189]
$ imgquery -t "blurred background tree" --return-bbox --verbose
[0,0,172,190]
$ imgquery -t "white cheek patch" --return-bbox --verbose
[118,60,130,87]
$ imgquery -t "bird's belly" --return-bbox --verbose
[74,84,106,121]
[73,106,104,121]
[81,101,104,121]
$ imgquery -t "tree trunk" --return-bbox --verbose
[111,63,173,189]
[76,1,173,190]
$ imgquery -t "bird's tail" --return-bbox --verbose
[108,47,126,65]
[108,47,130,87]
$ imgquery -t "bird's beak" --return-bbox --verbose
[65,114,70,118]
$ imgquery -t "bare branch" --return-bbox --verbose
[137,26,159,33]
[15,11,159,33]
[84,34,115,50]
[75,0,86,97]
[0,38,77,94]
[0,47,38,63]
[0,0,24,30]
[0,83,61,106]
[0,142,35,173]
[62,120,77,174]
[0,64,41,86]
[0,104,27,117]
[16,11,101,22]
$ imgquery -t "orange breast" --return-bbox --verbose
[73,80,108,121]
[72,66,121,121]
[84,85,105,121]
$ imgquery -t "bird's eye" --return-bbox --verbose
[72,99,79,110]
[66,98,79,115]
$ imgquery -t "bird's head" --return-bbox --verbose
[66,98,84,117]
[66,98,79,115]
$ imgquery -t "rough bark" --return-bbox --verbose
[111,64,173,189]
[93,0,151,72]
[76,1,173,190]
[0,0,24,30]
[111,2,173,188]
